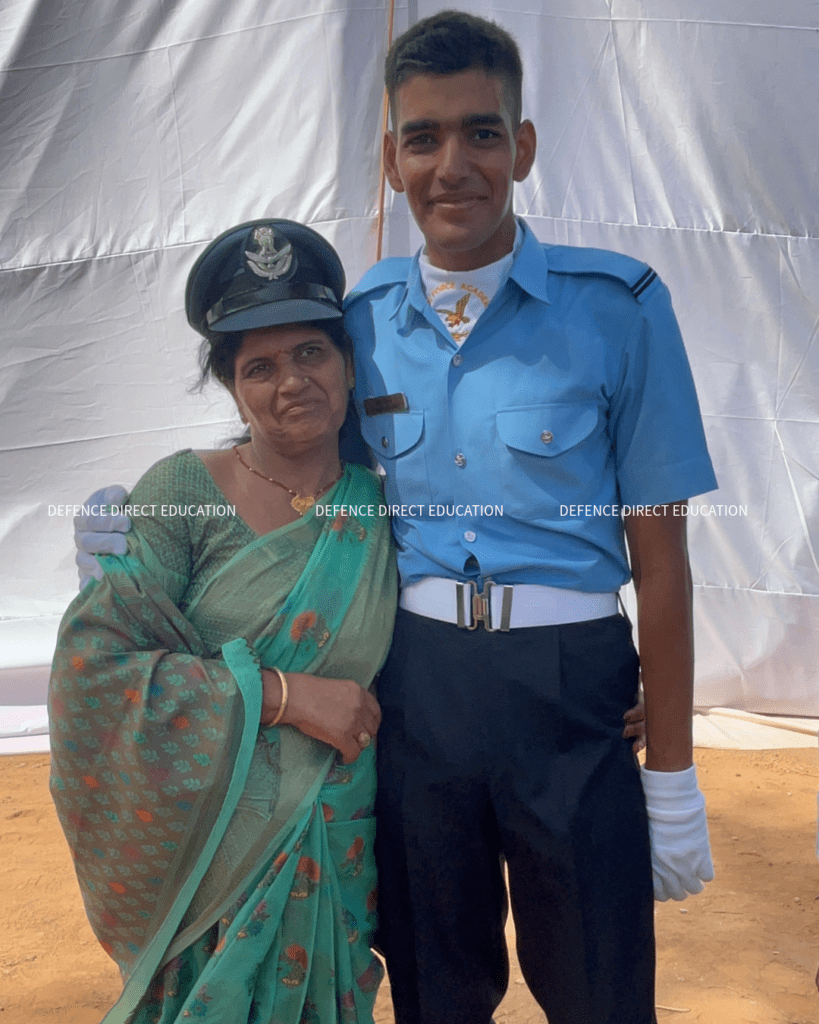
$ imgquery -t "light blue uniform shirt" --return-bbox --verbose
[345,221,717,591]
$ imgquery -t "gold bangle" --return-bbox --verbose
[269,667,288,726]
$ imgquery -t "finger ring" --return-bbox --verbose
[357,731,371,749]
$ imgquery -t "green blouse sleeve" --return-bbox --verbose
[123,451,196,607]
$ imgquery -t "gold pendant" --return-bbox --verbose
[291,494,315,516]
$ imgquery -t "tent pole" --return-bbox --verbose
[375,0,396,263]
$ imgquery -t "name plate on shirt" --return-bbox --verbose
[364,393,409,416]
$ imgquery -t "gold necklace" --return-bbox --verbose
[233,446,344,516]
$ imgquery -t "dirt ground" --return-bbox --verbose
[2,748,818,1024]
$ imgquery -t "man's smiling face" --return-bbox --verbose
[384,68,536,272]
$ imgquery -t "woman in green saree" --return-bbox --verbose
[49,220,396,1024]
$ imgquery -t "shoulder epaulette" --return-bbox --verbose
[544,244,659,303]
[345,257,414,306]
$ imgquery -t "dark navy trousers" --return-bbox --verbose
[374,609,657,1024]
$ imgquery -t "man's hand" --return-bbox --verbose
[622,698,646,754]
[625,505,713,900]
[74,485,132,588]
[641,764,714,901]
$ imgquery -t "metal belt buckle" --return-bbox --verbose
[455,579,514,631]
[455,580,478,629]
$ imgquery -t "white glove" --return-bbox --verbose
[73,485,131,588]
[640,764,714,902]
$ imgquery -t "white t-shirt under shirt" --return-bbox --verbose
[418,222,524,346]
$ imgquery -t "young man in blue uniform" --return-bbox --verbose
[74,11,716,1023]
[346,12,715,1024]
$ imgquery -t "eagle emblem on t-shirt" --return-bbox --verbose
[439,293,470,329]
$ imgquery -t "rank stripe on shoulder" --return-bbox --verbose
[631,268,657,299]
[542,244,659,302]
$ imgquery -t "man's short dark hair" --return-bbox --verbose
[385,11,523,127]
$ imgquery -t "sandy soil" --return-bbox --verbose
[2,748,818,1024]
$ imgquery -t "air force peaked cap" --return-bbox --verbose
[185,219,345,336]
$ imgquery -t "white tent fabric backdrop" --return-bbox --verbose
[1,0,817,753]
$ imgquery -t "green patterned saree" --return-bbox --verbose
[49,452,396,1023]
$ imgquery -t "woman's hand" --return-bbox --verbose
[623,697,646,755]
[261,669,381,763]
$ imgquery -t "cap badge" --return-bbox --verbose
[245,226,294,280]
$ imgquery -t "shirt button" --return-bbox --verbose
[464,530,476,543]
[381,437,389,449]
[454,453,466,467]
[540,430,554,444]
[452,354,462,367]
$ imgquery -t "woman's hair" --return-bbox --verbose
[194,317,352,391]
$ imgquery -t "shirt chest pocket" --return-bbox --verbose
[359,409,425,460]
[495,403,606,517]
[358,410,433,504]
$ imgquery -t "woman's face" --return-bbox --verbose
[231,324,352,455]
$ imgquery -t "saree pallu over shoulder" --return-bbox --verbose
[49,458,395,1022]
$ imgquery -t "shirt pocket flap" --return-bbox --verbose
[496,404,599,457]
[360,409,425,460]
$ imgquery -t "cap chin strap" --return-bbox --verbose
[205,279,339,327]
